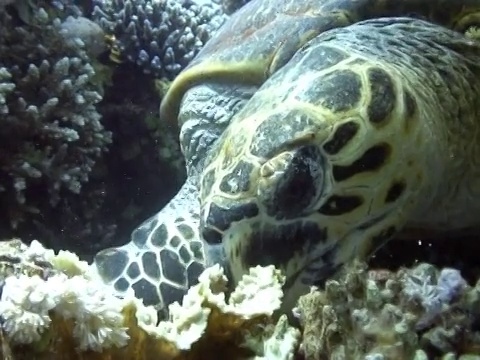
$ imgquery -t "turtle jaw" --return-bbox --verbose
[217,212,348,312]
[199,198,260,245]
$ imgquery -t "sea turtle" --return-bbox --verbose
[93,0,480,315]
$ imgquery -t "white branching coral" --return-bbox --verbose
[0,272,130,350]
[0,274,58,344]
[0,240,130,351]
[0,239,300,359]
[138,264,287,351]
[53,275,130,351]
[229,265,285,317]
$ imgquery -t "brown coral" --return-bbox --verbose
[295,261,480,360]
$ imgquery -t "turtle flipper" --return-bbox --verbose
[93,177,208,318]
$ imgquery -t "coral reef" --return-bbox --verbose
[0,239,300,359]
[92,0,228,79]
[3,237,480,359]
[0,2,111,229]
[295,261,480,359]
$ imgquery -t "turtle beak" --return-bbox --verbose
[200,201,260,244]
[201,225,224,244]
[200,202,224,244]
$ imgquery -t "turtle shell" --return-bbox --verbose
[159,0,479,123]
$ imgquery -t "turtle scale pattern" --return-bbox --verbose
[93,0,480,317]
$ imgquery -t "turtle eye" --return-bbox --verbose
[258,145,324,219]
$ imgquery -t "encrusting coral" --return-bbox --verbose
[295,261,480,360]
[0,239,300,360]
[3,239,480,359]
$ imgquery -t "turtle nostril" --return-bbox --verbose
[201,225,223,244]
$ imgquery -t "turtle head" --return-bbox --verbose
[198,31,441,305]
[198,102,409,303]
[199,107,326,236]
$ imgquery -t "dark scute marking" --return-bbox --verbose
[332,143,391,182]
[201,226,223,245]
[189,241,204,261]
[170,235,181,248]
[142,252,161,280]
[95,248,129,282]
[250,110,316,158]
[113,277,130,292]
[132,279,160,306]
[127,262,140,279]
[243,221,327,268]
[369,226,397,253]
[201,169,216,199]
[160,250,186,286]
[132,223,151,247]
[357,212,388,232]
[385,181,406,203]
[312,69,362,112]
[150,223,168,248]
[159,283,185,308]
[219,160,254,194]
[179,245,192,264]
[265,145,323,219]
[404,90,417,118]
[204,202,259,232]
[318,195,363,216]
[299,45,348,72]
[234,242,241,259]
[187,261,205,287]
[297,245,340,288]
[177,224,195,240]
[175,217,185,223]
[323,121,359,155]
[309,263,342,287]
[367,67,395,124]
[403,89,417,133]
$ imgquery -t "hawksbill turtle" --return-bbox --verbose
[93,0,480,315]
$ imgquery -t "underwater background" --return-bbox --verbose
[1,0,480,359]
[1,0,478,281]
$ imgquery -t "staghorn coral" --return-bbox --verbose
[0,4,111,229]
[0,238,300,360]
[92,0,228,79]
[295,261,480,360]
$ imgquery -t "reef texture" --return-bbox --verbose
[3,238,480,359]
[0,3,111,229]
[0,239,300,360]
[92,0,228,79]
[295,261,480,360]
